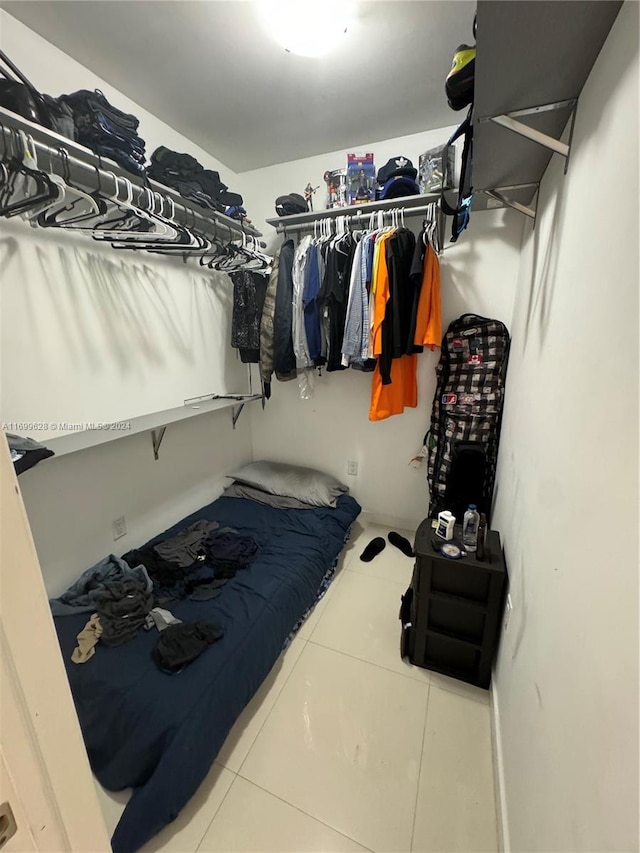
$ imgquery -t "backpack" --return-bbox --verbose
[445,43,476,111]
[425,313,510,523]
[0,49,76,140]
[444,13,476,111]
[440,110,473,243]
[440,14,476,243]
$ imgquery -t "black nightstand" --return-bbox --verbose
[400,518,507,689]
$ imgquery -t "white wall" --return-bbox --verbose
[0,11,250,432]
[491,4,639,850]
[0,12,254,594]
[237,129,523,529]
[18,411,253,598]
[235,126,461,252]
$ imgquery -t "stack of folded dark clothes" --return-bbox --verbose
[148,146,244,213]
[96,577,154,646]
[58,89,146,175]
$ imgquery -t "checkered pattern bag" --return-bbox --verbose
[426,313,510,520]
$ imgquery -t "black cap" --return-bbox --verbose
[378,175,420,200]
[275,193,308,216]
[376,156,418,185]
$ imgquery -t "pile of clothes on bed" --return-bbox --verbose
[50,520,259,674]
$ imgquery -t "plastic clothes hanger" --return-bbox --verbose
[21,146,67,223]
[34,147,104,227]
[94,179,188,248]
[0,130,58,218]
[0,122,11,187]
[96,182,172,240]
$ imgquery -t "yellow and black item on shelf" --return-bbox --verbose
[445,12,477,111]
[445,43,476,111]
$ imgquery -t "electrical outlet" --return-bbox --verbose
[347,460,358,477]
[503,594,513,633]
[112,515,127,541]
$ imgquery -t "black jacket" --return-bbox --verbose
[273,239,297,379]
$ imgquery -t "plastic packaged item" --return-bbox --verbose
[462,504,480,551]
[347,153,375,205]
[418,144,456,193]
[323,169,348,209]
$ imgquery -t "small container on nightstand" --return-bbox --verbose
[400,518,507,688]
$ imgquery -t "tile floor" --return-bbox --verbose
[95,519,498,853]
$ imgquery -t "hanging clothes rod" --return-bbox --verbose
[0,105,261,241]
[267,201,443,234]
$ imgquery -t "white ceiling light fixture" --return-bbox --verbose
[256,0,356,58]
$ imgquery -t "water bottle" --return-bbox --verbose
[462,504,480,552]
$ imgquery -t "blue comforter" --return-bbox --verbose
[54,494,360,853]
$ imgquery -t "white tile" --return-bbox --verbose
[309,570,430,684]
[139,763,234,853]
[347,523,416,587]
[428,671,490,705]
[93,779,130,837]
[412,686,498,853]
[217,635,306,772]
[198,776,369,852]
[240,643,429,853]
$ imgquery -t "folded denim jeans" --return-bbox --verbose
[94,146,146,174]
[61,89,140,132]
[82,129,146,157]
[94,112,146,147]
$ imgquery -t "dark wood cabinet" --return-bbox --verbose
[402,518,507,689]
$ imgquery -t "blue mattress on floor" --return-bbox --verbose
[53,493,361,853]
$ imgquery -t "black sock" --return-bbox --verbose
[360,537,386,562]
[388,531,414,557]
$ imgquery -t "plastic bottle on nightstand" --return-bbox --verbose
[462,504,480,552]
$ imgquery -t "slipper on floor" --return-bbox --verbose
[388,531,414,557]
[360,537,386,562]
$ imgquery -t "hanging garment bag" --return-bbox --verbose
[425,313,510,522]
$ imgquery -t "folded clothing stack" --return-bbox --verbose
[148,146,244,213]
[96,577,154,647]
[58,89,146,175]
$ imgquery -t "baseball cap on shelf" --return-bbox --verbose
[378,175,421,200]
[376,156,418,185]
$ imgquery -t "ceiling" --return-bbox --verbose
[2,1,476,173]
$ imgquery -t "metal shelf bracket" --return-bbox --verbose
[485,99,578,160]
[151,426,167,460]
[482,189,536,220]
[231,404,245,429]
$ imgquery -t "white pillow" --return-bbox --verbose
[227,461,348,508]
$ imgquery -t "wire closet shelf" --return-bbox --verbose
[0,105,270,272]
